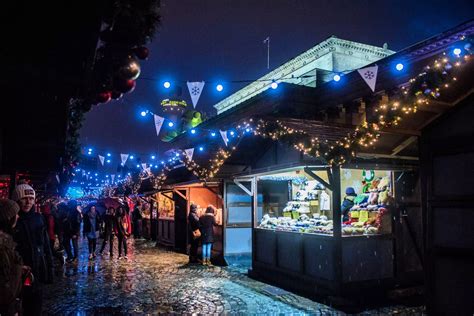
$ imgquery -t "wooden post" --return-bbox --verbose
[331,165,343,293]
[251,176,258,271]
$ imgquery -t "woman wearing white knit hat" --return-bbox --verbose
[12,183,54,316]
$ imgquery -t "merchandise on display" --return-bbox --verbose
[342,174,392,236]
[257,170,393,236]
[258,177,335,235]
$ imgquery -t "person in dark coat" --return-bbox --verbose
[199,205,216,265]
[187,204,200,263]
[54,202,68,251]
[12,184,53,316]
[132,200,143,239]
[99,207,116,257]
[63,200,81,263]
[114,206,131,259]
[0,199,24,316]
[342,187,357,222]
[83,206,100,260]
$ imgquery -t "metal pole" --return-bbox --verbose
[267,37,270,69]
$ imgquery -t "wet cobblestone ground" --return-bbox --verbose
[43,237,424,315]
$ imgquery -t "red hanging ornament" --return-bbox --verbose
[115,79,136,94]
[97,91,112,103]
[133,46,149,60]
[117,57,141,80]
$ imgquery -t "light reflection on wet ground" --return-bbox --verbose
[43,237,424,315]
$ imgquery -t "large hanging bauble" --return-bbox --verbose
[118,57,141,80]
[115,79,136,94]
[97,91,112,103]
[133,46,149,60]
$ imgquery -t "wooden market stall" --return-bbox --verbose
[164,21,473,303]
[153,172,226,263]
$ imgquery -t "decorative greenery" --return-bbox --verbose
[99,38,473,193]
[63,0,161,193]
[175,43,473,179]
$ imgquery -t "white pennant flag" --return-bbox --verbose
[220,130,228,146]
[141,163,147,170]
[120,153,129,166]
[184,148,194,161]
[357,65,378,92]
[186,81,205,108]
[98,155,105,166]
[153,115,165,136]
[111,174,115,183]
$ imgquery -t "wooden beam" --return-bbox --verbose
[203,183,223,200]
[392,136,418,156]
[234,179,253,196]
[381,127,421,136]
[173,189,188,201]
[304,167,333,190]
[357,152,419,161]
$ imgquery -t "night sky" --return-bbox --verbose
[80,0,474,159]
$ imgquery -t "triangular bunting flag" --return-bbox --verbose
[111,174,115,183]
[186,81,205,108]
[141,163,147,170]
[120,153,129,166]
[98,155,105,166]
[220,130,228,146]
[153,115,165,136]
[184,148,194,161]
[357,65,378,92]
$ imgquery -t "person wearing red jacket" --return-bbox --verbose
[114,206,131,260]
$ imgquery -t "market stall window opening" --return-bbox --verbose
[340,169,393,236]
[257,169,334,236]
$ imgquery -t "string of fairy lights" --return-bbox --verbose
[165,42,473,179]
[85,41,472,196]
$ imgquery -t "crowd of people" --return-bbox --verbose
[0,181,220,315]
[0,182,154,316]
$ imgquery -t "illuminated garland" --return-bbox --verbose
[175,44,472,177]
[102,42,473,187]
[181,147,235,181]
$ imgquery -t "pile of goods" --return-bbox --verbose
[342,175,392,236]
[259,214,334,235]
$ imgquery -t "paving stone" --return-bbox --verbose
[43,236,424,315]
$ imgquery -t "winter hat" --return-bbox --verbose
[0,199,20,223]
[11,184,36,201]
[345,187,357,196]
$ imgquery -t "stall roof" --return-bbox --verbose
[167,20,474,178]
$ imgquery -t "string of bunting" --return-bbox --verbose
[108,42,472,193]
[170,44,473,179]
